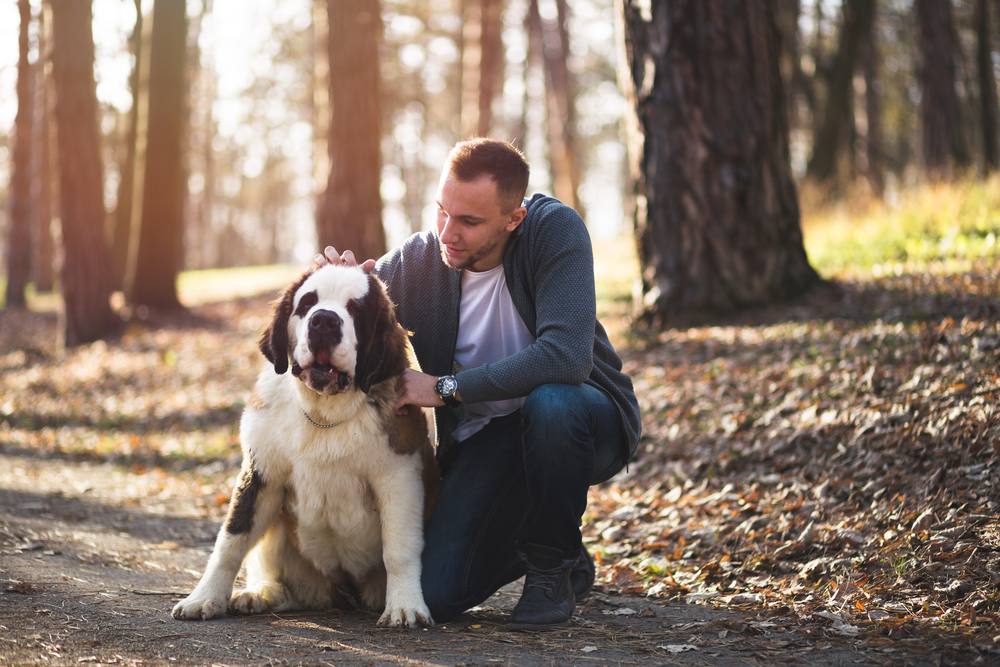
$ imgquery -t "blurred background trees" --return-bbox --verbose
[1,0,999,342]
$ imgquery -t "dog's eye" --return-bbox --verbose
[295,291,318,318]
[346,298,360,315]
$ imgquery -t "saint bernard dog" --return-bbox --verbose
[172,264,439,628]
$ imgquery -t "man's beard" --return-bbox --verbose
[439,234,502,271]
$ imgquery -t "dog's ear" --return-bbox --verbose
[258,270,311,374]
[353,275,409,393]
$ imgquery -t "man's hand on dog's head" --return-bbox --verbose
[315,246,376,273]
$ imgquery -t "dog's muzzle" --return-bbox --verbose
[293,310,352,393]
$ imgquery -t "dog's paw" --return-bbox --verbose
[172,596,227,621]
[377,602,434,629]
[229,581,290,615]
[229,590,268,615]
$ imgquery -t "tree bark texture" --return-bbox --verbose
[805,0,875,183]
[915,0,968,176]
[127,0,186,310]
[617,0,819,322]
[49,0,116,346]
[977,0,999,172]
[5,0,34,309]
[321,0,386,263]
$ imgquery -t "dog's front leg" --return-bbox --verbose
[172,453,284,620]
[372,459,433,628]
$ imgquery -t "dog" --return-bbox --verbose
[172,264,439,628]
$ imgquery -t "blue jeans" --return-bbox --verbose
[421,383,628,622]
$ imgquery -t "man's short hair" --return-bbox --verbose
[445,138,530,214]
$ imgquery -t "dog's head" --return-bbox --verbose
[258,264,409,395]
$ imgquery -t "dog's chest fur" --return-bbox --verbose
[246,371,407,577]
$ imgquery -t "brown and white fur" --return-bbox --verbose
[172,264,439,628]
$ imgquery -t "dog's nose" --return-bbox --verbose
[309,310,343,335]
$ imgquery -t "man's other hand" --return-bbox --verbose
[314,246,376,273]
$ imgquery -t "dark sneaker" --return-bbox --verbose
[571,547,595,601]
[509,544,576,631]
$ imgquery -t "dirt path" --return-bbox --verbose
[0,451,968,666]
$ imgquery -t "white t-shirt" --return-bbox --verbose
[452,264,536,442]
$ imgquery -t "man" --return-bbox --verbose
[320,138,641,630]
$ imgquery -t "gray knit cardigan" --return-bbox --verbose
[374,193,642,466]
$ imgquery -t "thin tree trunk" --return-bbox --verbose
[461,0,503,138]
[112,0,141,290]
[313,0,329,252]
[5,0,34,309]
[49,0,116,346]
[806,0,875,183]
[198,34,216,270]
[523,0,542,150]
[617,0,819,323]
[915,0,969,176]
[186,0,211,270]
[778,0,817,116]
[479,0,503,137]
[32,3,55,294]
[862,20,884,195]
[978,0,999,172]
[126,0,187,310]
[321,0,386,262]
[541,0,583,215]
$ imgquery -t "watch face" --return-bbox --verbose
[437,376,458,396]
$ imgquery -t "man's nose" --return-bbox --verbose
[439,216,459,242]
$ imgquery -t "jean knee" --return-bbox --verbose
[522,384,587,428]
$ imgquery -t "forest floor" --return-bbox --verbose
[1,256,999,666]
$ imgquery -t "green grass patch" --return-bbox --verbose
[802,176,1000,278]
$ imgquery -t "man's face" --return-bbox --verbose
[435,173,526,272]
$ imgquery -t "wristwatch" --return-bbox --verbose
[435,375,461,408]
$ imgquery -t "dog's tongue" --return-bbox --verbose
[315,349,331,366]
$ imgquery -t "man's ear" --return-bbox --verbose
[505,206,527,232]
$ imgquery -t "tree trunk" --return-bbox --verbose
[126,0,186,310]
[112,0,141,290]
[5,0,34,309]
[862,19,884,195]
[523,0,542,150]
[321,0,386,262]
[461,0,503,138]
[185,0,212,270]
[541,0,584,215]
[32,2,55,294]
[479,0,503,137]
[915,0,968,176]
[978,0,999,172]
[805,0,875,183]
[776,0,809,130]
[49,0,116,346]
[313,0,329,253]
[617,0,819,323]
